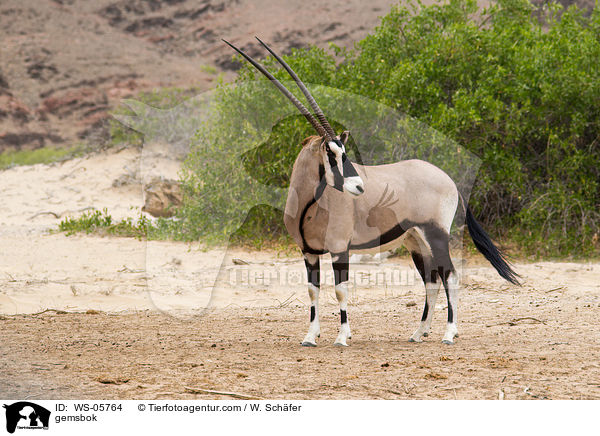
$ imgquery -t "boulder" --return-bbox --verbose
[142,178,182,217]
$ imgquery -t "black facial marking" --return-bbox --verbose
[325,144,345,192]
[326,149,337,168]
[330,161,344,192]
[342,154,359,178]
[340,309,348,325]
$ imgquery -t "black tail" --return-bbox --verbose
[465,206,520,285]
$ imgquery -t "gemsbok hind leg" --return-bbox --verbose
[426,226,459,345]
[404,231,439,342]
[409,251,441,342]
[301,253,321,347]
[441,269,459,344]
[332,251,351,346]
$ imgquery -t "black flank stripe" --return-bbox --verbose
[299,197,327,255]
[350,222,410,250]
[298,165,328,255]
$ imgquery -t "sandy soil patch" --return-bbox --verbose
[1,149,599,400]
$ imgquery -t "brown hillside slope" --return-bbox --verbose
[0,0,397,151]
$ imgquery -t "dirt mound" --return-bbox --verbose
[0,0,396,151]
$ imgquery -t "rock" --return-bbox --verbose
[142,178,182,217]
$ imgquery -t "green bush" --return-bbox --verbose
[177,0,599,257]
[58,209,149,239]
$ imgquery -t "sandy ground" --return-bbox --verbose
[1,148,599,400]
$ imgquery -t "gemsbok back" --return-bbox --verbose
[224,38,520,346]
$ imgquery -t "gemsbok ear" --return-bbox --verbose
[339,131,351,146]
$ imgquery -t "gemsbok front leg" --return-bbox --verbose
[332,251,352,346]
[301,253,321,347]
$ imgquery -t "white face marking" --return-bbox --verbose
[323,160,336,186]
[321,142,341,189]
[328,140,345,154]
[344,176,364,196]
[322,140,365,195]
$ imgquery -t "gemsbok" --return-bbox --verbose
[224,38,520,346]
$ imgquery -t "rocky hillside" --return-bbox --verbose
[0,0,397,152]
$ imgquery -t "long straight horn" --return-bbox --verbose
[255,37,338,140]
[222,39,330,140]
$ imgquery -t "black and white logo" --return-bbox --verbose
[3,402,50,434]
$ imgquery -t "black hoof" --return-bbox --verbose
[301,341,317,347]
[442,340,454,345]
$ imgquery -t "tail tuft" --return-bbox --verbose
[466,206,520,285]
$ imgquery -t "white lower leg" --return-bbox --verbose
[442,272,459,344]
[334,281,351,346]
[302,284,320,346]
[442,322,458,344]
[410,282,440,342]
